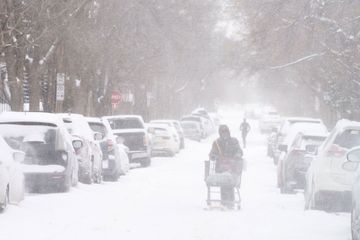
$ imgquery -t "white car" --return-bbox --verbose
[181,121,202,142]
[0,112,79,193]
[259,111,281,134]
[181,115,207,138]
[58,114,103,184]
[273,117,327,164]
[150,120,184,149]
[147,123,179,156]
[305,119,360,210]
[0,136,25,212]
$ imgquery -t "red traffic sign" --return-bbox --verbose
[111,91,122,104]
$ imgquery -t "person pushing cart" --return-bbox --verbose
[205,125,244,210]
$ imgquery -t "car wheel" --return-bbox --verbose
[352,205,360,240]
[141,158,151,168]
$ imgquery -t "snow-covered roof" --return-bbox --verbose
[284,117,323,123]
[85,117,102,124]
[334,119,360,130]
[283,122,328,146]
[0,111,63,126]
[103,115,144,122]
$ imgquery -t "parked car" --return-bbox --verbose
[58,113,103,184]
[180,121,202,142]
[181,115,206,138]
[342,147,360,240]
[273,117,327,164]
[192,109,216,135]
[259,111,281,134]
[86,117,130,181]
[147,123,179,156]
[305,119,360,211]
[150,120,184,149]
[0,136,25,212]
[277,124,328,193]
[103,115,151,167]
[0,112,78,192]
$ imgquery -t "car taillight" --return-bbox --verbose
[107,139,114,151]
[326,144,347,158]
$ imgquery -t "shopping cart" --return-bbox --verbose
[204,159,242,210]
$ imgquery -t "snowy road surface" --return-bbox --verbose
[0,112,351,240]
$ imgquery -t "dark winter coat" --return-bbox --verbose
[240,122,251,136]
[209,137,243,174]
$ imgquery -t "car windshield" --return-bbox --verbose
[334,129,360,149]
[88,122,107,136]
[0,123,61,165]
[182,117,200,122]
[63,118,93,139]
[108,118,144,129]
[181,122,198,129]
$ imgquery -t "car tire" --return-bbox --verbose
[141,158,151,168]
[0,186,9,213]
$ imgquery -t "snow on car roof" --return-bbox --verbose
[102,115,144,121]
[0,111,62,126]
[334,119,360,130]
[284,117,323,123]
[85,117,103,124]
[57,113,93,139]
[283,122,328,145]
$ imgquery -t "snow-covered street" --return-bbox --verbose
[0,112,351,240]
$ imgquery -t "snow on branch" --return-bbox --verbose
[269,53,325,70]
[174,80,189,93]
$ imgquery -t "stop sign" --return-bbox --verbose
[111,90,122,104]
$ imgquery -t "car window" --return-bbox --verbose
[334,129,360,149]
[108,118,144,129]
[88,122,107,136]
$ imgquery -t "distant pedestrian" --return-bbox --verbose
[239,119,251,148]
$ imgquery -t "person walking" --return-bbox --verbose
[240,118,251,148]
[209,125,243,209]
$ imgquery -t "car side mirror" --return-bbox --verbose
[13,151,25,163]
[72,140,83,150]
[278,144,288,152]
[347,148,360,162]
[94,132,103,141]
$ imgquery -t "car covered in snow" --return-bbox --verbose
[259,110,281,134]
[0,136,25,212]
[150,120,184,149]
[58,114,103,184]
[86,117,130,181]
[276,124,328,193]
[103,115,151,167]
[147,123,180,156]
[180,121,202,142]
[305,119,360,211]
[0,112,78,192]
[181,115,207,138]
[273,117,327,164]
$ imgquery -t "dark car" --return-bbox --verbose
[0,112,79,193]
[277,132,327,193]
[103,115,151,167]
